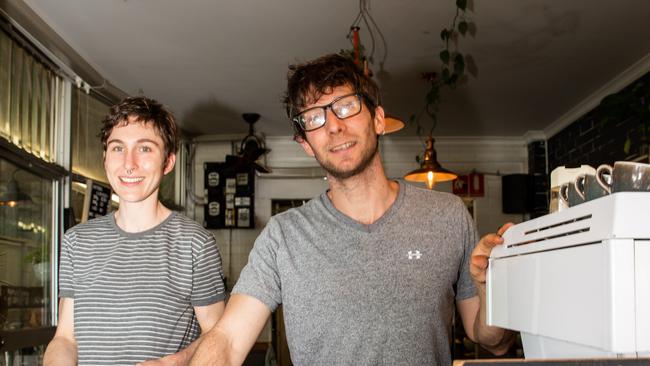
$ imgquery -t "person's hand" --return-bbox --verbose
[470,223,514,285]
[136,355,177,366]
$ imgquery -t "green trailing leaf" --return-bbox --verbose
[458,21,468,36]
[623,137,632,155]
[440,29,449,41]
[454,53,465,76]
[416,155,421,164]
[440,50,450,65]
[442,68,451,83]
[426,86,440,105]
[448,73,458,86]
[426,90,435,104]
[410,0,477,140]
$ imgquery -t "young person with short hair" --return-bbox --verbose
[44,97,226,366]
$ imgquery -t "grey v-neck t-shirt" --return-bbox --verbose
[233,180,478,365]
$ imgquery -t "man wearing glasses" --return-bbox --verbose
[187,54,514,365]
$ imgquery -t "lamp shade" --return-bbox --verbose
[384,115,405,134]
[404,136,457,189]
[0,178,32,207]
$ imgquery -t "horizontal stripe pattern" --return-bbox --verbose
[59,211,225,365]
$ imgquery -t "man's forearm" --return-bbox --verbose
[136,332,223,366]
[43,337,77,366]
[148,339,201,366]
[473,283,516,355]
[189,327,237,366]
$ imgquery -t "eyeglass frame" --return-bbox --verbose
[291,92,376,132]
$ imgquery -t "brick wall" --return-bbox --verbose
[548,72,650,171]
[527,140,548,217]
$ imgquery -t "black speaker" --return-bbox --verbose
[502,174,534,214]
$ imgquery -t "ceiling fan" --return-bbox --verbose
[231,113,271,174]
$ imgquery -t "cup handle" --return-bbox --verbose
[574,174,586,200]
[596,164,613,194]
[559,183,570,204]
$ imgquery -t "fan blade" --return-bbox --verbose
[252,162,272,174]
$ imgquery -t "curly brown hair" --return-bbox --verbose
[100,96,179,160]
[283,54,381,140]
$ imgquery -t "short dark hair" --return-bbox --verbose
[101,96,179,160]
[283,53,381,140]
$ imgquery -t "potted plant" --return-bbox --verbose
[23,243,50,283]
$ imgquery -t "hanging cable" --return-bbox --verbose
[347,0,388,71]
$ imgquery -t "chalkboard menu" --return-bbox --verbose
[81,179,112,222]
[204,157,255,229]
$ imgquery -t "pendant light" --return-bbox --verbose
[404,136,457,189]
[0,170,33,207]
[347,8,405,134]
[384,115,405,134]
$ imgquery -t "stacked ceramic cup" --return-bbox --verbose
[549,165,595,212]
[559,161,650,208]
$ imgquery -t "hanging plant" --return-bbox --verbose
[411,0,476,157]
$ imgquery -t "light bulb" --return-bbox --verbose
[426,171,435,190]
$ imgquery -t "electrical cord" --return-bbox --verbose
[348,0,388,67]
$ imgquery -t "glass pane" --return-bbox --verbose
[71,89,109,184]
[49,77,60,166]
[3,30,57,163]
[0,345,45,365]
[9,45,23,147]
[41,70,51,162]
[30,62,42,159]
[0,158,53,332]
[19,54,33,153]
[0,30,11,140]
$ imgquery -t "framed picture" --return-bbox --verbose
[208,201,220,217]
[225,209,235,226]
[225,178,236,194]
[226,194,234,209]
[81,179,112,222]
[203,161,255,229]
[236,173,249,186]
[237,208,250,227]
[207,171,219,187]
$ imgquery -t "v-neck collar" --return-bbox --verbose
[319,180,405,233]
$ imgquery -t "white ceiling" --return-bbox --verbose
[21,0,650,138]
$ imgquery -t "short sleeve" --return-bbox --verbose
[58,232,75,298]
[455,201,478,300]
[232,218,282,312]
[190,232,227,306]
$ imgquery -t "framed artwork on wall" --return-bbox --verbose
[203,158,255,229]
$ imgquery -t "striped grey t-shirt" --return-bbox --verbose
[59,211,226,365]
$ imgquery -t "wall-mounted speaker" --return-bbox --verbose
[502,174,534,214]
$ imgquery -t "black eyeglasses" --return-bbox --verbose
[292,93,367,132]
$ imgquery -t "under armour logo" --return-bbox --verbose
[407,250,422,260]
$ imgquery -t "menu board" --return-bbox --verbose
[81,179,112,222]
[204,157,255,229]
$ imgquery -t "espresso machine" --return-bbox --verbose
[487,192,650,358]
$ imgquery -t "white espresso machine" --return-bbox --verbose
[487,192,650,358]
